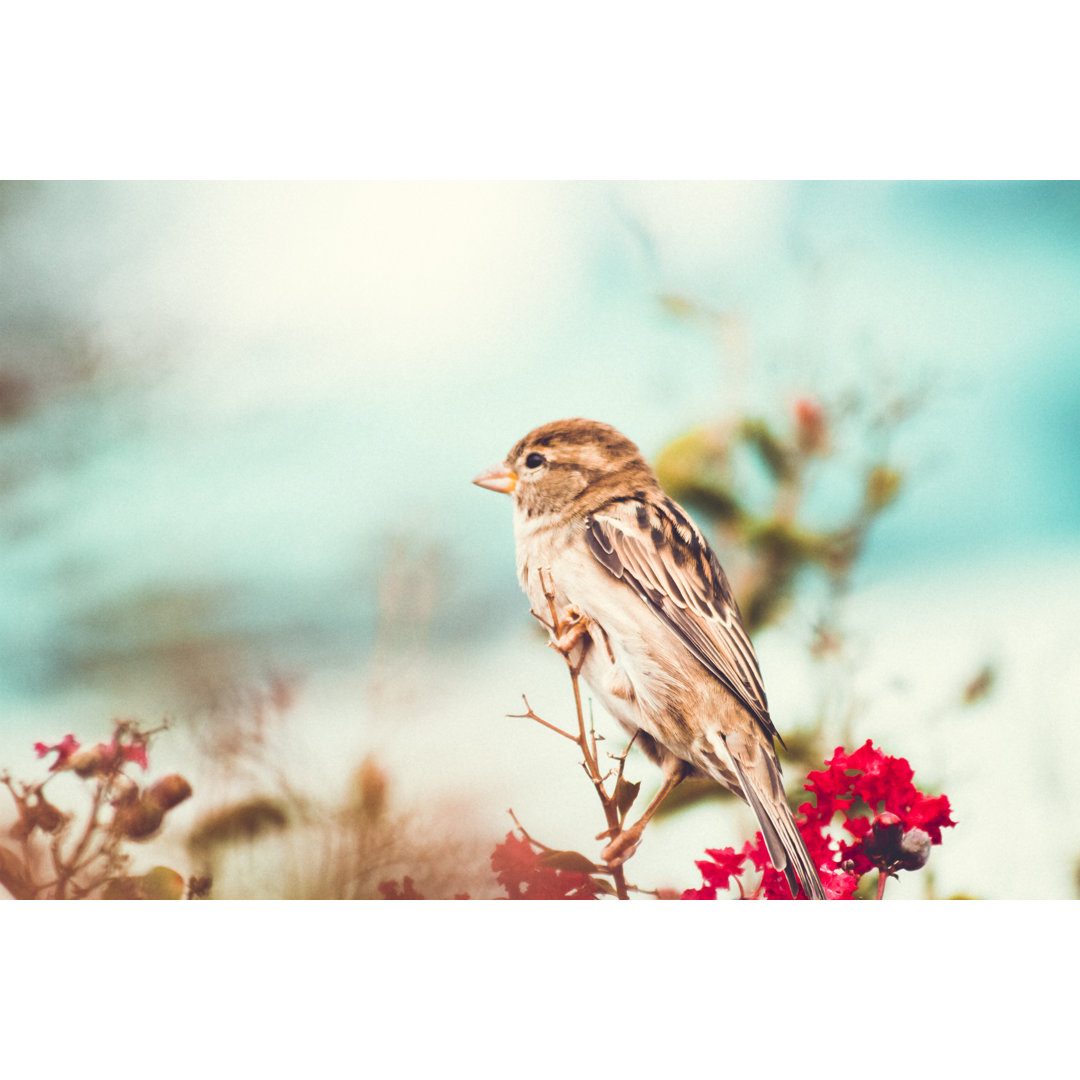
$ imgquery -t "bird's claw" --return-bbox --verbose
[550,607,590,655]
[600,824,644,868]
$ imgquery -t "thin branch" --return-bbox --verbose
[507,810,557,853]
[507,695,578,743]
[53,774,108,899]
[515,568,633,899]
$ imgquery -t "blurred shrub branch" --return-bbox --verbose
[0,719,197,899]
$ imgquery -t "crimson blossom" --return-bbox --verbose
[683,740,956,900]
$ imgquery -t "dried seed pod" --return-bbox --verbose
[897,827,932,872]
[147,774,193,812]
[112,798,165,840]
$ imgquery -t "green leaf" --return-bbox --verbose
[102,866,186,900]
[613,776,641,820]
[537,850,600,874]
[590,877,617,896]
[739,418,793,481]
[865,465,902,510]
[139,866,186,900]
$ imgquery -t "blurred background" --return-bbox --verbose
[1,180,1077,898]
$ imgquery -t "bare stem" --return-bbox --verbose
[508,695,578,742]
[520,567,632,900]
[876,869,888,900]
[54,774,109,899]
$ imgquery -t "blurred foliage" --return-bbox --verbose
[180,679,498,899]
[0,719,195,899]
[188,795,289,856]
[961,663,997,707]
[0,665,495,900]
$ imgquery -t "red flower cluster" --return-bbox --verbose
[5,722,194,900]
[491,832,603,900]
[682,836,859,901]
[34,734,149,776]
[683,740,956,900]
[33,734,81,771]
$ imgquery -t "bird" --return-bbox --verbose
[473,417,826,899]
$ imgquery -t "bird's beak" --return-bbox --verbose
[472,463,517,495]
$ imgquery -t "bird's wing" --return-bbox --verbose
[585,497,780,744]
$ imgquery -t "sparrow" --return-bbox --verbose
[473,418,825,899]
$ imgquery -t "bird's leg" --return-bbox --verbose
[530,568,594,674]
[552,606,616,673]
[599,757,689,868]
[549,607,594,678]
[550,606,588,653]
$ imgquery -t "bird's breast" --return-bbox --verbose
[513,518,692,750]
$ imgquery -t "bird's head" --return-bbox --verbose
[472,418,656,519]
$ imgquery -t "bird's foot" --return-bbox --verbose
[599,822,645,868]
[550,607,590,656]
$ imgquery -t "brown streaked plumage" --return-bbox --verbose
[474,417,826,899]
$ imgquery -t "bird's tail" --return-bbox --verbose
[733,760,826,900]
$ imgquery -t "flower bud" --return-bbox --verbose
[793,397,829,454]
[861,812,904,865]
[353,757,388,821]
[862,812,933,875]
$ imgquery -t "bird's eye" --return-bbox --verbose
[525,452,545,469]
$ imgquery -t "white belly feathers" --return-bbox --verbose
[514,511,690,752]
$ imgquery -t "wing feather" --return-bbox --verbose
[585,499,780,744]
